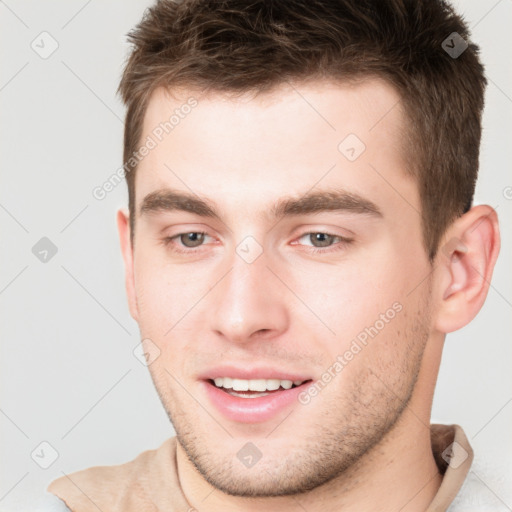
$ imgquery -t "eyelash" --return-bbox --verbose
[162,231,353,255]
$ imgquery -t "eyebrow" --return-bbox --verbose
[139,188,383,221]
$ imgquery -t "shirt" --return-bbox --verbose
[46,423,476,511]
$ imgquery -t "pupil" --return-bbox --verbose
[312,233,332,247]
[182,232,204,247]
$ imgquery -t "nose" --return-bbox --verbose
[209,248,289,345]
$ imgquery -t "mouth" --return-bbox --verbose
[201,376,314,423]
[207,377,311,398]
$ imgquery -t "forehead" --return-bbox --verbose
[135,79,417,223]
[142,78,405,148]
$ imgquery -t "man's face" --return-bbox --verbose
[123,79,435,496]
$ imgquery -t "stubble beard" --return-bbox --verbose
[153,296,432,498]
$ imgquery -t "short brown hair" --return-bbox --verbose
[118,0,486,261]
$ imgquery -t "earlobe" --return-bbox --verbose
[116,208,139,323]
[434,205,500,333]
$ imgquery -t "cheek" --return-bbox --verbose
[317,299,427,420]
[132,255,218,378]
[294,251,428,381]
[289,257,407,342]
[133,254,208,333]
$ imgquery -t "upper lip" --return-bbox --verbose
[198,365,313,382]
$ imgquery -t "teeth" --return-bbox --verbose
[232,378,249,391]
[266,379,281,391]
[212,377,305,391]
[281,380,293,389]
[242,379,266,392]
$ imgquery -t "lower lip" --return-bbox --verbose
[202,380,312,424]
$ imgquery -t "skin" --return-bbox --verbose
[117,79,500,511]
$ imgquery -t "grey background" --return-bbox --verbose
[0,0,510,509]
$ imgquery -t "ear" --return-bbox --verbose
[117,208,139,323]
[434,204,500,333]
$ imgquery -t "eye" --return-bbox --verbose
[163,230,352,256]
[294,232,352,253]
[178,232,207,248]
[163,231,214,253]
[301,232,337,247]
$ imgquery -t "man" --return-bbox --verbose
[47,0,501,510]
